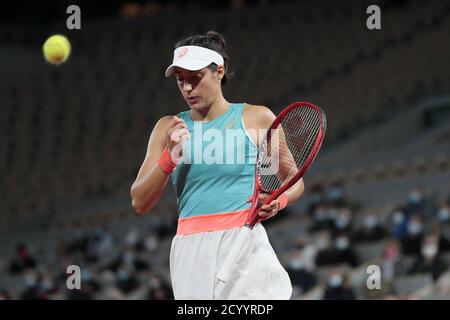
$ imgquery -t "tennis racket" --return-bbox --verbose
[244,101,327,229]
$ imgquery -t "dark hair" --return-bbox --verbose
[174,31,233,86]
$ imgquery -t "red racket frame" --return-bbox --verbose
[244,101,326,229]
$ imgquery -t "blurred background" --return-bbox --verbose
[1,0,450,300]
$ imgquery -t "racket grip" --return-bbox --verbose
[244,203,262,229]
[244,217,259,229]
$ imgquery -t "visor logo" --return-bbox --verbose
[178,47,188,58]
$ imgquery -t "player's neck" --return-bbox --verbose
[192,96,230,122]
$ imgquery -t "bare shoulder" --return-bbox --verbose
[152,114,181,134]
[155,115,176,128]
[243,103,276,130]
[244,103,275,116]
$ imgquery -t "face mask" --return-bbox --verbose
[328,188,343,200]
[438,208,450,222]
[41,281,53,290]
[409,191,422,204]
[408,222,423,235]
[289,257,305,270]
[24,274,37,287]
[422,245,438,258]
[126,230,139,245]
[314,208,327,221]
[145,237,158,251]
[393,212,404,224]
[364,216,378,229]
[328,275,343,288]
[117,270,129,281]
[335,237,349,250]
[335,217,349,229]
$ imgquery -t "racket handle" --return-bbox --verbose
[244,203,262,229]
[244,218,258,230]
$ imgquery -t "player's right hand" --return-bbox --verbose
[165,116,190,160]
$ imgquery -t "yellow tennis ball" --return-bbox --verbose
[42,34,71,65]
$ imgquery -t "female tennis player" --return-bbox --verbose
[130,31,305,299]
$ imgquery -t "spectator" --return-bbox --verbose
[37,272,59,297]
[316,232,358,267]
[309,204,335,232]
[86,228,114,260]
[151,211,174,237]
[390,207,408,239]
[143,233,159,252]
[293,236,318,271]
[9,244,37,274]
[322,270,356,300]
[307,183,326,215]
[124,227,140,248]
[404,187,433,220]
[67,229,90,255]
[401,214,424,255]
[146,274,173,300]
[19,269,41,300]
[354,210,387,242]
[332,207,353,235]
[431,223,450,252]
[436,201,450,224]
[408,235,448,280]
[314,231,333,266]
[381,241,407,283]
[331,234,358,267]
[326,181,345,204]
[120,245,151,271]
[285,250,318,294]
[116,265,140,294]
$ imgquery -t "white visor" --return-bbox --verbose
[165,45,224,77]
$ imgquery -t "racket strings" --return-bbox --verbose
[285,107,321,167]
[259,106,322,192]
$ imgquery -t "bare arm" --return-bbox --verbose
[130,115,189,214]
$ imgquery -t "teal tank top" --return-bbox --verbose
[170,103,258,218]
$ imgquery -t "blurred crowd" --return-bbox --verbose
[1,184,449,300]
[1,211,177,300]
[284,183,450,299]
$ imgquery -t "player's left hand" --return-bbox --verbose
[246,194,281,221]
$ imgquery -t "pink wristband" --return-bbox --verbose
[278,193,289,210]
[158,148,177,174]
